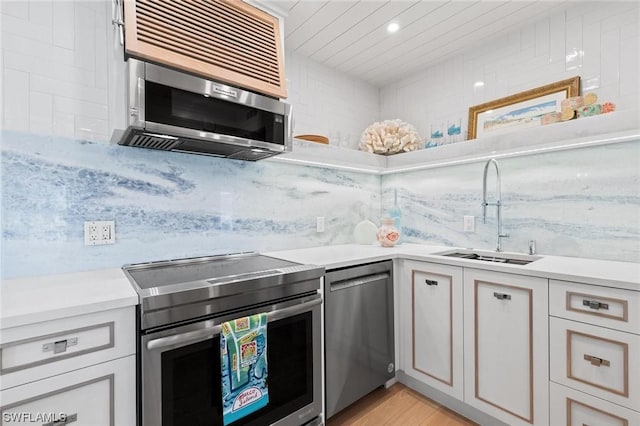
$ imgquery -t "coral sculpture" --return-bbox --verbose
[359,119,422,154]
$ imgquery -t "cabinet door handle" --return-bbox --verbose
[582,299,609,310]
[493,292,511,301]
[425,279,438,286]
[43,413,77,426]
[584,354,610,367]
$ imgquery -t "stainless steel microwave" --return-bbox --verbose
[118,59,292,161]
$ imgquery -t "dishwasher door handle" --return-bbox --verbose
[330,272,390,291]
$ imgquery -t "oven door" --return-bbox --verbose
[141,293,322,426]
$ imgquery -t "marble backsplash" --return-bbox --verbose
[382,140,640,263]
[0,131,380,278]
[2,131,638,279]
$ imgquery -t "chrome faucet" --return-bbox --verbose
[482,158,509,252]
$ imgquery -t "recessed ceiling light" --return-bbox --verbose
[474,81,485,88]
[387,22,399,33]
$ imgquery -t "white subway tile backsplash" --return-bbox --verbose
[2,32,76,65]
[548,12,566,65]
[0,1,29,20]
[4,50,95,87]
[534,18,550,57]
[30,74,107,105]
[52,1,75,49]
[381,2,637,140]
[29,0,53,27]
[600,30,621,88]
[3,68,30,132]
[286,49,379,149]
[54,96,108,119]
[53,111,75,138]
[619,35,640,98]
[74,5,96,70]
[565,17,583,71]
[74,114,108,141]
[1,13,52,44]
[29,91,53,134]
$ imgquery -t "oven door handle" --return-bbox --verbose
[146,297,322,351]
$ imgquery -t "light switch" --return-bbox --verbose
[464,215,475,232]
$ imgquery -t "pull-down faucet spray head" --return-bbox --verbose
[482,158,501,224]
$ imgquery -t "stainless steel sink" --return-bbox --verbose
[434,249,541,265]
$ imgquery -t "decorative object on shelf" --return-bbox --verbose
[447,119,463,143]
[376,218,399,247]
[425,123,445,148]
[425,120,464,149]
[543,93,616,124]
[359,119,421,154]
[354,218,378,245]
[294,134,329,144]
[389,189,402,244]
[467,76,581,139]
[561,93,597,110]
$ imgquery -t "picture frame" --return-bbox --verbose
[467,76,581,140]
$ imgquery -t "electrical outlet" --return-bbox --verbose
[463,215,475,233]
[316,217,325,233]
[84,220,115,245]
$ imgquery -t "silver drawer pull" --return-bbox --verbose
[493,292,511,301]
[584,354,610,367]
[43,413,77,426]
[43,337,78,354]
[582,299,609,310]
[425,279,438,286]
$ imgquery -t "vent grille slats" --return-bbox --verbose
[124,0,286,98]
[129,134,180,150]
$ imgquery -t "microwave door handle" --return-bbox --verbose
[146,297,321,351]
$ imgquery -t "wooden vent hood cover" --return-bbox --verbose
[124,0,287,99]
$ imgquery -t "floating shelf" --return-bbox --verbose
[266,109,639,175]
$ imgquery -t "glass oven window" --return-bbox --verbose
[160,312,313,426]
[145,81,285,145]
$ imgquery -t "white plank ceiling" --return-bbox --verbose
[262,1,571,87]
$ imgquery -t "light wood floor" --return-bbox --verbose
[327,383,477,426]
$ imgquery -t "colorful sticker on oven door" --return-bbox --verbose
[220,313,268,425]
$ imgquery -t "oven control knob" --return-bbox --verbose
[388,363,395,374]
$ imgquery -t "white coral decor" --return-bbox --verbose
[359,119,422,155]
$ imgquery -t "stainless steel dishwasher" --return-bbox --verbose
[325,260,395,419]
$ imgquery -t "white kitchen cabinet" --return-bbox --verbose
[0,307,136,425]
[0,307,135,390]
[0,355,135,426]
[550,317,640,412]
[400,261,464,400]
[550,381,640,426]
[549,277,640,418]
[463,269,549,426]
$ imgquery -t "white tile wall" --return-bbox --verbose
[380,2,640,144]
[1,0,112,142]
[2,1,637,151]
[285,49,380,150]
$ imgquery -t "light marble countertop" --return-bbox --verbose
[2,243,638,330]
[0,268,138,330]
[267,243,640,291]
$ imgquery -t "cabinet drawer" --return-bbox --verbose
[550,280,639,334]
[0,355,135,426]
[550,382,640,426]
[550,317,640,411]
[0,307,135,390]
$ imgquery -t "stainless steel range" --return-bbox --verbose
[122,253,324,426]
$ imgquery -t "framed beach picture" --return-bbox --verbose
[467,76,580,140]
